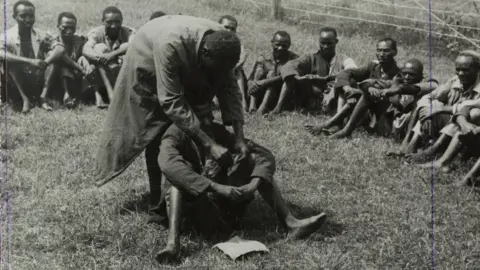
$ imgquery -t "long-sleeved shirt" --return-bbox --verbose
[94,15,245,186]
[159,123,276,196]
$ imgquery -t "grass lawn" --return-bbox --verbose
[1,0,480,269]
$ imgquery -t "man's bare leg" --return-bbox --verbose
[257,179,326,239]
[407,134,451,163]
[236,69,248,112]
[269,80,292,116]
[95,89,108,109]
[62,77,78,109]
[387,107,421,157]
[329,96,369,139]
[456,156,480,187]
[405,132,422,154]
[337,95,346,114]
[8,71,31,114]
[248,95,258,113]
[257,88,275,115]
[156,187,182,263]
[40,64,60,111]
[305,103,353,135]
[418,132,463,171]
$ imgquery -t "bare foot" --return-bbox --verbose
[65,98,78,109]
[287,212,327,240]
[21,100,31,114]
[305,124,325,136]
[328,130,350,139]
[454,177,472,188]
[96,102,108,109]
[406,152,436,164]
[385,150,405,158]
[41,101,53,111]
[155,243,180,264]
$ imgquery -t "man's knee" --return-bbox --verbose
[469,108,480,124]
[93,43,110,54]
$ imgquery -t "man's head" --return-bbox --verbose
[13,0,35,30]
[57,12,77,40]
[102,6,123,39]
[455,50,480,87]
[150,11,166,20]
[376,37,397,65]
[400,58,423,85]
[318,27,338,58]
[218,15,238,33]
[199,30,241,76]
[271,31,291,59]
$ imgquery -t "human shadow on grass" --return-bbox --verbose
[118,192,153,215]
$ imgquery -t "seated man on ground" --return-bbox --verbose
[305,38,401,138]
[155,122,327,263]
[274,27,357,116]
[0,0,53,113]
[247,31,298,115]
[40,12,93,111]
[82,6,136,108]
[392,51,480,161]
[218,15,249,112]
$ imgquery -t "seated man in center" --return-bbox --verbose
[155,122,327,263]
[274,27,357,116]
[82,6,136,108]
[247,31,299,115]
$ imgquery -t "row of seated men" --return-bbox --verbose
[2,1,480,186]
[244,28,480,187]
[0,1,168,113]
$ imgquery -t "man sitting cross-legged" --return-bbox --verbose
[82,6,136,108]
[247,31,299,115]
[305,38,401,137]
[40,12,93,111]
[272,27,357,116]
[155,122,327,263]
[390,51,480,161]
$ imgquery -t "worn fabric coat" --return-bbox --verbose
[93,15,245,186]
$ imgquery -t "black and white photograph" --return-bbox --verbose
[1,0,480,268]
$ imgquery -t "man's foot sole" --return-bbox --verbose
[287,212,327,240]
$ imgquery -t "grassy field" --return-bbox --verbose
[2,0,480,269]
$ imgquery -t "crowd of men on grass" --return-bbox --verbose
[2,0,480,264]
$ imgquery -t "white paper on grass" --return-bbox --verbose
[212,236,270,260]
